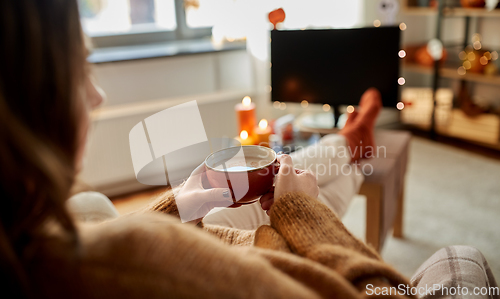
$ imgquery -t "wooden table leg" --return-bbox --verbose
[393,184,404,238]
[360,183,383,252]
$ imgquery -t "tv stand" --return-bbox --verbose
[332,104,341,128]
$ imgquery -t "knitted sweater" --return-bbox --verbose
[30,190,414,298]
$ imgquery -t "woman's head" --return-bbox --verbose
[0,0,99,294]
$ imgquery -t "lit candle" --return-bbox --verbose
[254,119,272,147]
[236,130,255,146]
[235,96,256,137]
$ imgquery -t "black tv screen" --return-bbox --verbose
[271,27,400,108]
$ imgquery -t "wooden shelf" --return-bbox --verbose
[401,7,500,18]
[443,7,500,18]
[401,7,437,16]
[403,63,500,86]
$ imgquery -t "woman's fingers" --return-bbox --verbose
[260,192,275,211]
[184,163,207,189]
[277,154,295,176]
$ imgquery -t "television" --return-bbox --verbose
[271,26,401,126]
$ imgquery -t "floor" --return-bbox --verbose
[112,136,500,281]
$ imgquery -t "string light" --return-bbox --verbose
[273,101,280,109]
[322,104,331,112]
[346,105,355,113]
[396,102,404,110]
[398,50,406,58]
[457,66,466,75]
[463,61,472,70]
[398,77,406,85]
[279,102,287,110]
[399,23,407,31]
[492,51,498,61]
[301,100,309,108]
[373,20,381,27]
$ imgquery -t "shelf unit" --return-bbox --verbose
[402,6,500,17]
[400,0,500,148]
[403,63,500,85]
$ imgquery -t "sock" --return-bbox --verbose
[339,88,382,162]
[343,110,358,128]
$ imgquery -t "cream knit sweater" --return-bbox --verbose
[29,190,414,298]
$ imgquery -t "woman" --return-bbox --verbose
[0,1,415,298]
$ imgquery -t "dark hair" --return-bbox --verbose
[0,0,87,297]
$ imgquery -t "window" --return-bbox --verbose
[78,0,363,48]
[78,0,214,47]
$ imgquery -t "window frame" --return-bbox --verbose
[88,0,212,48]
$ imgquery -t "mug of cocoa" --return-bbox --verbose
[204,145,278,204]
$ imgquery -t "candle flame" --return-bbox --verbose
[240,130,248,140]
[242,96,251,106]
[259,119,268,129]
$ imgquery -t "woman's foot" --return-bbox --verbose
[343,110,358,128]
[339,88,382,162]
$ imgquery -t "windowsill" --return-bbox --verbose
[88,38,247,64]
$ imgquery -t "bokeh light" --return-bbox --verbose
[480,56,488,66]
[373,19,381,27]
[396,102,404,110]
[322,104,331,112]
[458,51,467,60]
[463,60,472,70]
[472,33,481,42]
[346,105,355,113]
[457,66,466,75]
[279,102,287,110]
[301,100,309,108]
[399,23,407,31]
[398,77,405,85]
[398,50,406,58]
[492,51,498,61]
[273,101,280,109]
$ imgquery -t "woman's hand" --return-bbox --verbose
[175,164,237,224]
[260,154,319,213]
